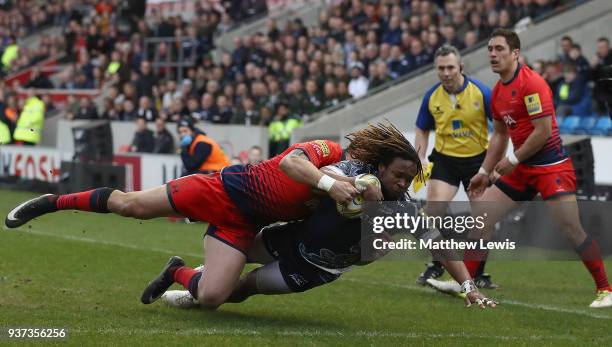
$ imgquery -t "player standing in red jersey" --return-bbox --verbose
[460,29,611,308]
[5,137,360,309]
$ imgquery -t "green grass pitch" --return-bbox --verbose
[0,190,611,346]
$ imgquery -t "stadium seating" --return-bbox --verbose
[559,115,581,134]
[574,115,598,134]
[588,116,612,136]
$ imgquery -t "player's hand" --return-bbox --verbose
[467,174,488,199]
[362,183,383,201]
[465,290,498,309]
[329,181,360,204]
[494,157,516,176]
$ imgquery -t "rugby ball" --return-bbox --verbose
[336,174,381,218]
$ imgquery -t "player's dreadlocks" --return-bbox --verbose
[346,122,424,182]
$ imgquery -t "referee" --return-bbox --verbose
[414,45,496,289]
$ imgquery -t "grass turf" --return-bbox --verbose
[0,190,611,346]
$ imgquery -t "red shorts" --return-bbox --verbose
[166,173,257,254]
[495,159,576,201]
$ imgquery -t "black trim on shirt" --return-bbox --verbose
[501,63,522,86]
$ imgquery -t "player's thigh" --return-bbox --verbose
[109,185,179,218]
[427,179,460,202]
[198,235,247,305]
[469,185,518,238]
[545,194,586,245]
[246,231,276,264]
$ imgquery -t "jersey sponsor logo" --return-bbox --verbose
[502,114,518,129]
[314,140,330,157]
[432,105,443,115]
[288,273,309,287]
[524,93,543,116]
[450,119,473,138]
[451,119,463,130]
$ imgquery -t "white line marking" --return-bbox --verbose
[71,327,576,341]
[11,228,202,259]
[344,278,612,321]
[7,227,611,322]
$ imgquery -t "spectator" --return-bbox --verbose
[558,35,573,64]
[130,117,155,153]
[232,96,260,125]
[200,93,219,122]
[381,16,402,46]
[543,61,563,94]
[348,62,369,98]
[370,61,392,89]
[153,118,175,154]
[74,97,99,120]
[303,79,324,115]
[464,31,479,49]
[268,101,301,157]
[388,45,414,79]
[122,99,138,121]
[591,37,612,115]
[136,96,157,122]
[247,145,264,164]
[323,81,340,108]
[569,44,590,81]
[135,60,158,99]
[26,67,54,89]
[211,95,233,124]
[410,39,432,69]
[555,64,587,116]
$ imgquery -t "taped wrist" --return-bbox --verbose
[461,279,477,294]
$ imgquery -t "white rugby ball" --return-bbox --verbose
[336,174,381,218]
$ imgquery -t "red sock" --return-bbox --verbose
[173,266,198,289]
[55,188,113,212]
[463,249,489,278]
[577,237,611,291]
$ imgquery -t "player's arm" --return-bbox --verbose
[415,91,435,163]
[414,127,430,163]
[468,119,508,198]
[279,149,359,203]
[495,80,555,176]
[512,116,551,163]
[481,119,509,174]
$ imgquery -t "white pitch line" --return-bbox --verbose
[8,228,202,259]
[344,278,612,321]
[8,227,612,322]
[70,327,576,341]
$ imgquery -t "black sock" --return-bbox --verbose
[475,260,487,277]
[188,272,203,300]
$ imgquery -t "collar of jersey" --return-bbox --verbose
[501,63,522,86]
[442,74,469,95]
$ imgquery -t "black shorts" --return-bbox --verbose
[261,223,341,293]
[428,150,486,190]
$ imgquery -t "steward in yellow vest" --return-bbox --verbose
[13,93,45,145]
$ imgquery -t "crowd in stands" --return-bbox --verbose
[2,0,612,153]
[90,0,580,154]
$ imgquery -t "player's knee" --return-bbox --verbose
[115,193,151,219]
[556,217,584,240]
[197,287,228,310]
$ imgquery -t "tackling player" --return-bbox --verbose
[5,137,358,310]
[429,29,612,308]
[152,125,497,309]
